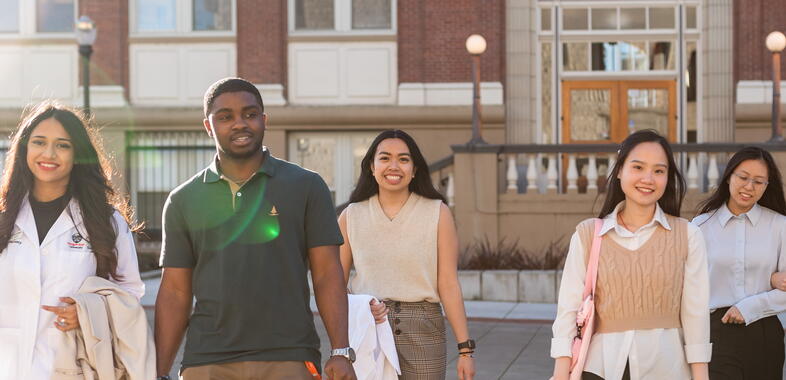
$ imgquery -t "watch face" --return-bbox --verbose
[349,347,356,362]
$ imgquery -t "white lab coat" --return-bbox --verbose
[348,294,401,380]
[0,197,144,380]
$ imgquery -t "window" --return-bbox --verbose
[291,0,395,33]
[0,0,19,33]
[563,9,588,30]
[36,0,74,33]
[288,132,378,204]
[295,0,334,30]
[540,8,551,32]
[563,40,676,72]
[136,0,176,32]
[591,8,616,30]
[619,8,645,30]
[133,0,235,34]
[352,0,391,29]
[193,0,232,31]
[127,131,215,234]
[649,7,675,29]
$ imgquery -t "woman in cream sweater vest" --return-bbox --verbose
[693,147,786,379]
[551,130,711,380]
[338,130,475,380]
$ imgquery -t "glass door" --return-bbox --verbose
[562,80,676,144]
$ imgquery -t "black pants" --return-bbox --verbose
[582,362,630,380]
[709,307,785,380]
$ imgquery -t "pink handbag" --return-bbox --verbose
[568,218,603,380]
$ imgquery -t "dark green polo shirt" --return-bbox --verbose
[160,149,343,371]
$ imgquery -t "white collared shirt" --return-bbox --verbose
[692,203,786,324]
[552,202,712,380]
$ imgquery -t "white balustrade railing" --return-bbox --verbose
[499,150,737,195]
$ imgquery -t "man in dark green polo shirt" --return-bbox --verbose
[154,78,356,380]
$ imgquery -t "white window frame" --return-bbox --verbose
[288,0,397,36]
[130,0,236,37]
[535,0,700,145]
[0,0,79,40]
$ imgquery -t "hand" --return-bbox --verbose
[457,354,475,380]
[42,297,80,332]
[771,271,786,291]
[370,299,388,324]
[323,356,356,380]
[721,306,745,324]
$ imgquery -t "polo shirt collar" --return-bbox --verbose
[718,202,762,227]
[203,147,277,183]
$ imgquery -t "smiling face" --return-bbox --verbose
[204,91,266,160]
[617,141,669,210]
[727,159,769,214]
[371,138,416,193]
[26,117,74,191]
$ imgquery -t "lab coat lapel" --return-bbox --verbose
[15,196,39,245]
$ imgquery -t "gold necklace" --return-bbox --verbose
[618,212,632,231]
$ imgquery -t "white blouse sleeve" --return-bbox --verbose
[735,219,786,324]
[680,223,712,363]
[110,211,145,300]
[551,230,586,358]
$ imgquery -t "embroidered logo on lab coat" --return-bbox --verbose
[67,233,86,249]
[9,230,22,244]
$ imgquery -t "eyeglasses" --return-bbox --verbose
[731,172,769,188]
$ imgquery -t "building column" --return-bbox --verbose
[505,0,537,144]
[701,0,735,142]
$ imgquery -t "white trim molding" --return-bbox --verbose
[397,82,504,106]
[77,85,127,108]
[255,84,287,106]
[737,80,786,104]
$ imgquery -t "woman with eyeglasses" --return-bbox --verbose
[692,146,786,379]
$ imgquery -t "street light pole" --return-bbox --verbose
[466,34,487,145]
[766,31,786,143]
[75,16,97,118]
[79,44,93,117]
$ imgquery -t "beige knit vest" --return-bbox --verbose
[577,215,688,334]
[347,193,442,303]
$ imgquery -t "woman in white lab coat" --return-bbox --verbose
[0,101,144,380]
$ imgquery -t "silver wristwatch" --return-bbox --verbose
[330,347,356,363]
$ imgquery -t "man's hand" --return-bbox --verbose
[323,356,356,380]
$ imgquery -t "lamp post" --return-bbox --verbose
[766,31,786,142]
[466,34,487,145]
[76,16,97,117]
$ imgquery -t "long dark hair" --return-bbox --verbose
[697,146,786,216]
[348,129,446,204]
[0,101,140,279]
[599,130,686,218]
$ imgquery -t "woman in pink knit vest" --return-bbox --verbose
[693,146,786,379]
[551,130,711,380]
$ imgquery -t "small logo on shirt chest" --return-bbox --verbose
[67,233,87,249]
